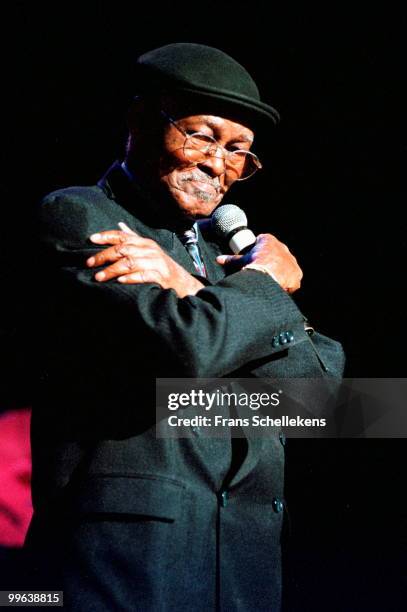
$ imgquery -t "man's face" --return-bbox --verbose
[158,114,255,219]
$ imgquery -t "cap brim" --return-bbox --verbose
[140,83,280,134]
[179,85,279,129]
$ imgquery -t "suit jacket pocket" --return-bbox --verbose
[69,474,185,521]
[62,475,192,609]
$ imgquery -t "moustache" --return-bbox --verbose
[178,170,221,191]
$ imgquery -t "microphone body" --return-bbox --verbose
[211,204,256,254]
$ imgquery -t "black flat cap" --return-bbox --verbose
[135,43,280,131]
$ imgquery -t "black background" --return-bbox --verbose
[0,3,406,610]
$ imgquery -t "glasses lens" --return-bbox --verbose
[184,133,216,162]
[183,132,262,180]
[228,151,261,180]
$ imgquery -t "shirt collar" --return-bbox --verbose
[121,160,136,182]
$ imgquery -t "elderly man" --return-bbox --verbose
[25,44,344,611]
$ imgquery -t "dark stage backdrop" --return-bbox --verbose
[0,4,406,610]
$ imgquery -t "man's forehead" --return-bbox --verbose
[179,114,254,141]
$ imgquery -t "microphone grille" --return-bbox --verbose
[211,204,248,237]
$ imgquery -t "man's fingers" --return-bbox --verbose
[94,257,161,282]
[89,230,146,246]
[90,230,126,244]
[87,245,154,268]
[216,253,248,273]
[118,222,138,235]
[216,254,243,265]
[117,270,162,284]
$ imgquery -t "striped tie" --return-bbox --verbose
[179,227,207,278]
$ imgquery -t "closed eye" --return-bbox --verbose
[227,144,250,152]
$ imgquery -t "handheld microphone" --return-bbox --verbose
[211,204,256,254]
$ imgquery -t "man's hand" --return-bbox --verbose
[216,233,303,293]
[86,227,204,298]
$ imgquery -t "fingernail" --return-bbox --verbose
[90,233,101,241]
[216,256,226,264]
[87,257,95,266]
[118,222,133,234]
[95,271,105,281]
[117,276,127,283]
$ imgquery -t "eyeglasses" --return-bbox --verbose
[160,110,262,181]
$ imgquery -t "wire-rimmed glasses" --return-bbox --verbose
[161,110,262,181]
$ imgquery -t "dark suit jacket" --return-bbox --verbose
[25,162,345,611]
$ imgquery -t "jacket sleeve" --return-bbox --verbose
[37,191,310,378]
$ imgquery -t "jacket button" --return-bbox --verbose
[220,490,228,507]
[279,332,288,345]
[272,335,279,348]
[272,497,284,513]
[286,330,294,342]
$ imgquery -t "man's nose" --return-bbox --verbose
[198,152,226,177]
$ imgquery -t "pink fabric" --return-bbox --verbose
[0,408,32,547]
